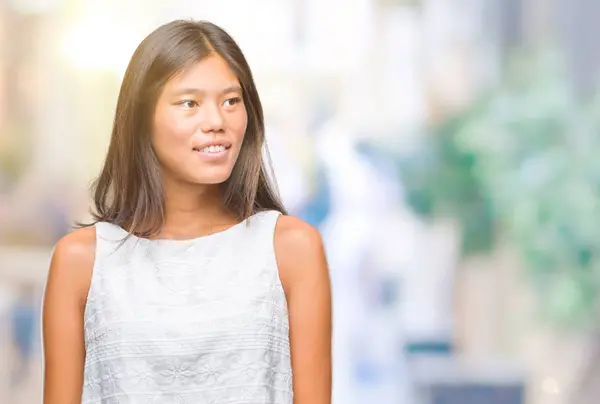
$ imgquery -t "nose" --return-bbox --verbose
[198,102,224,133]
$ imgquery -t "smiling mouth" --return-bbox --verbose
[192,144,231,154]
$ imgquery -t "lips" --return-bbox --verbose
[192,138,232,153]
[193,144,229,153]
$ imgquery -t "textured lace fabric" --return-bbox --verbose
[82,210,293,404]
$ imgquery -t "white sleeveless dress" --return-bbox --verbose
[82,210,293,404]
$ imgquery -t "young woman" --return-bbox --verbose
[42,20,332,404]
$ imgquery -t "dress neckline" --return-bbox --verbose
[102,211,268,245]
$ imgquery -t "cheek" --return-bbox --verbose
[152,112,194,160]
[229,110,248,141]
[156,110,196,139]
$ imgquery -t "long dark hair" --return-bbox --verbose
[86,20,286,237]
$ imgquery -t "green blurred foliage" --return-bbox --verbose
[399,51,600,329]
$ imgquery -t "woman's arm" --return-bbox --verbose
[275,216,332,404]
[42,227,95,404]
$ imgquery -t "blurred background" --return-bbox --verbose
[1,0,600,403]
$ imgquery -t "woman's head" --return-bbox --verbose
[90,20,286,236]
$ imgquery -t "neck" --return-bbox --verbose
[160,179,236,238]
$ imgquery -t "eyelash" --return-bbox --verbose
[179,97,242,109]
[180,100,198,109]
[223,97,242,107]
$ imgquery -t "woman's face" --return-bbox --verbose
[152,54,248,186]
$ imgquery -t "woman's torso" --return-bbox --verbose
[82,210,292,404]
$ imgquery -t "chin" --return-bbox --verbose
[196,176,231,185]
[188,168,234,185]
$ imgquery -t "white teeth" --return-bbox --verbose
[199,145,226,153]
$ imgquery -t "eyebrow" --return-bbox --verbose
[171,85,243,97]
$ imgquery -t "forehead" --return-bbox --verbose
[166,54,240,93]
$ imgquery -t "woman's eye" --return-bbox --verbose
[181,100,197,109]
[223,97,241,107]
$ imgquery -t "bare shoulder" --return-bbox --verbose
[274,216,332,403]
[47,226,97,307]
[274,215,328,292]
[274,215,325,260]
[43,226,96,402]
[52,226,96,267]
